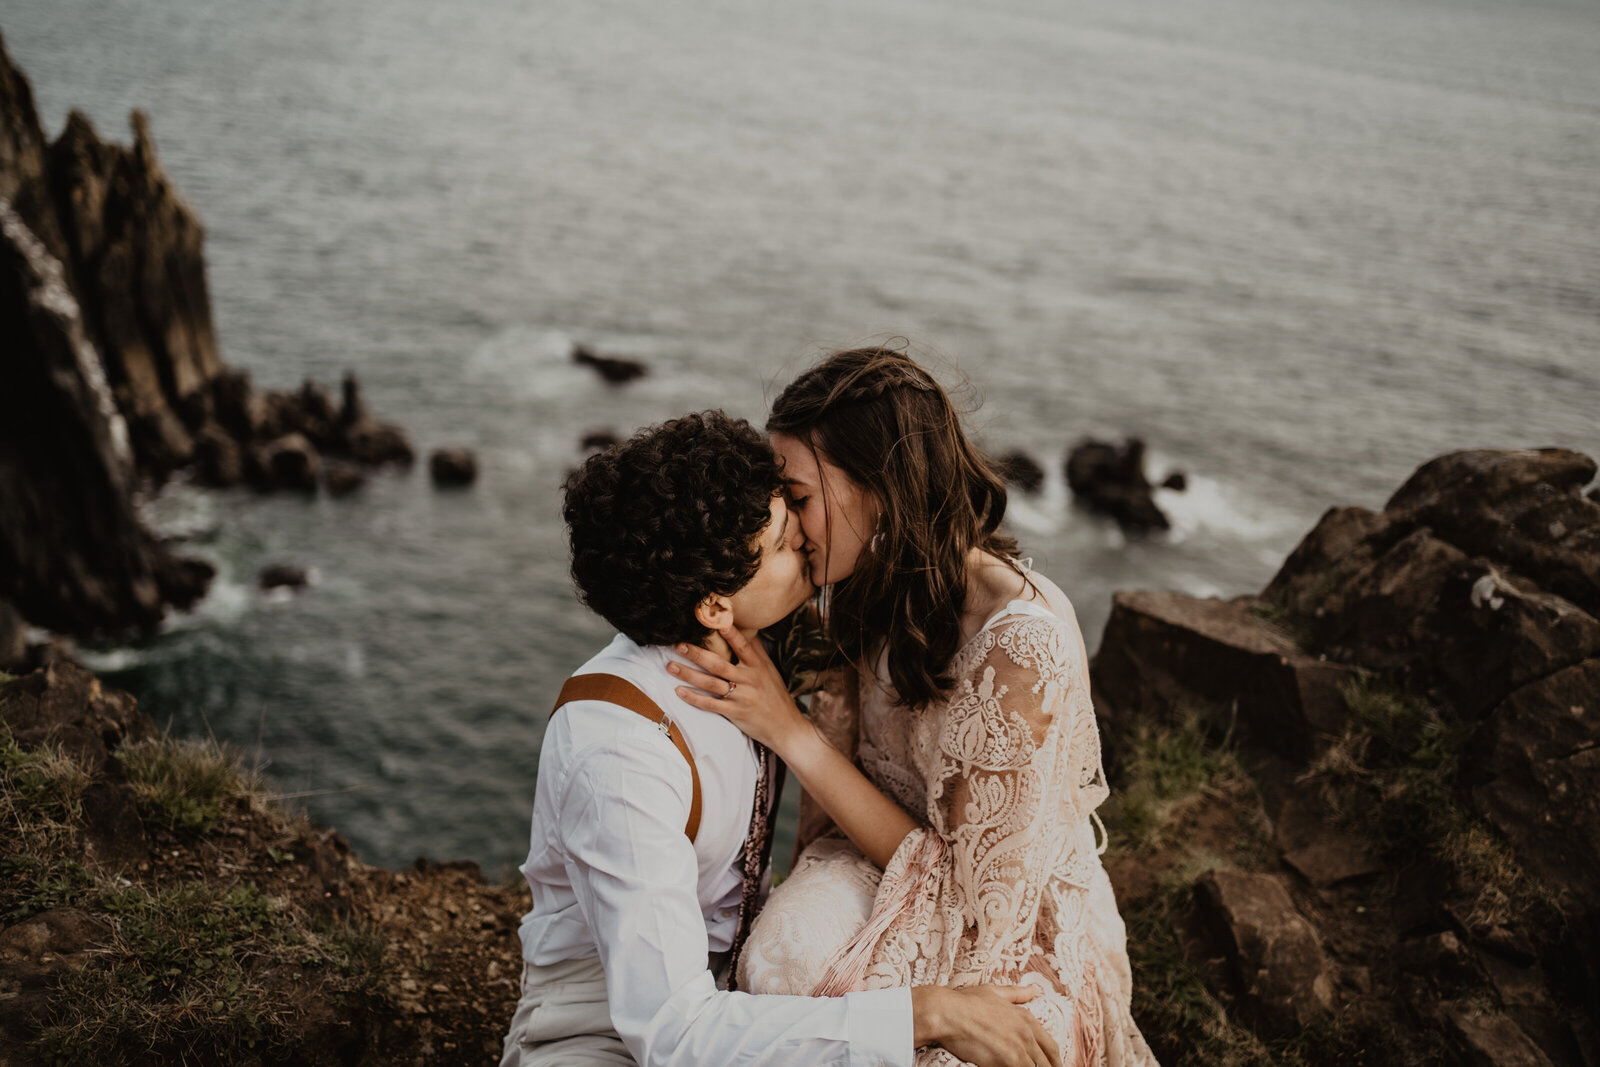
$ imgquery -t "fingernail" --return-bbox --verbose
[667,663,678,674]
[676,644,688,654]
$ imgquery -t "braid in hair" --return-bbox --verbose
[768,343,1017,706]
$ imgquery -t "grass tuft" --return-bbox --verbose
[1,724,96,921]
[118,735,262,833]
[1125,890,1280,1067]
[1298,677,1564,936]
[1103,709,1244,852]
[35,879,389,1063]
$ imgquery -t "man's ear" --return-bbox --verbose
[694,593,735,634]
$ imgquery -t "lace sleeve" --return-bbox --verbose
[794,665,861,856]
[927,613,1106,978]
[818,613,1109,993]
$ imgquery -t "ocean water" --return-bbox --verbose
[6,0,1598,874]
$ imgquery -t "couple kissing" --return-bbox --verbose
[501,345,1158,1067]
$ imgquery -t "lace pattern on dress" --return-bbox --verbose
[852,609,1149,1066]
[745,603,1158,1066]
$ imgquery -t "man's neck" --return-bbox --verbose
[700,628,755,662]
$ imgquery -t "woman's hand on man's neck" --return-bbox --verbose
[700,629,749,662]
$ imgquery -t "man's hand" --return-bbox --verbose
[911,985,1063,1067]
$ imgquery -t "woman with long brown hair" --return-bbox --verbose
[668,344,1157,1065]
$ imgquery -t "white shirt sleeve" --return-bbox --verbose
[559,736,914,1067]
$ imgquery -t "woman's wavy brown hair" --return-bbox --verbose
[767,343,1020,707]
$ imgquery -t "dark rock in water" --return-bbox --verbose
[292,378,339,449]
[581,429,620,452]
[323,460,366,497]
[259,563,309,591]
[429,447,479,487]
[344,420,415,467]
[191,422,243,487]
[1092,590,1361,763]
[1161,470,1188,492]
[338,370,368,430]
[573,342,647,384]
[1065,436,1170,532]
[1195,868,1334,1032]
[996,450,1045,494]
[255,432,321,492]
[153,554,215,612]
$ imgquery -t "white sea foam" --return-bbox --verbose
[1154,465,1304,547]
[76,646,152,673]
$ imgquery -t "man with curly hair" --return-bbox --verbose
[502,411,1060,1067]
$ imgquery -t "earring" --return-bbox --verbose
[868,515,886,554]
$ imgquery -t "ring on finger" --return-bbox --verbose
[724,680,737,698]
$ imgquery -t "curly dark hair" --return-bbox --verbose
[563,410,784,647]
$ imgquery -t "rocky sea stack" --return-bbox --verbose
[0,35,413,650]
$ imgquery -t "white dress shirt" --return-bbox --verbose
[516,633,913,1067]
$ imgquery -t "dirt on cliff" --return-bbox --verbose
[0,661,526,1067]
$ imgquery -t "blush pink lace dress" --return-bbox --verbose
[739,599,1157,1066]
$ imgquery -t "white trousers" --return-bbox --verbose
[500,956,634,1067]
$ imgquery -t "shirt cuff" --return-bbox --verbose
[843,985,914,1067]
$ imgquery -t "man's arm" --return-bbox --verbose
[560,736,913,1067]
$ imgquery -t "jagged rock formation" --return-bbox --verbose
[1094,448,1600,1066]
[0,37,413,646]
[0,183,210,640]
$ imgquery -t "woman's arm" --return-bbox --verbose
[794,665,860,854]
[669,628,915,869]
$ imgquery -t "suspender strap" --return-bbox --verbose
[552,673,703,843]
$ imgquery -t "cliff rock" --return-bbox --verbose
[1094,447,1600,1067]
[0,37,413,643]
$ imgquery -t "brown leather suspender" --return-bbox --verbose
[551,673,703,843]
